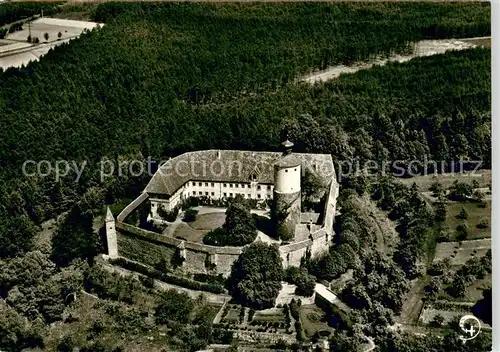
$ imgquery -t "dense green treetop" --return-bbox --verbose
[229,242,283,309]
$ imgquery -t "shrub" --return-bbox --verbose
[203,227,228,246]
[449,181,473,201]
[436,227,452,242]
[109,258,225,294]
[284,266,316,297]
[456,222,468,241]
[248,309,255,323]
[295,275,316,297]
[155,289,194,324]
[429,179,444,197]
[8,22,23,33]
[193,273,226,286]
[57,335,75,352]
[295,321,303,341]
[431,314,445,327]
[476,217,490,229]
[456,207,469,220]
[139,275,155,289]
[157,204,180,222]
[183,208,198,222]
[435,201,447,222]
[428,258,451,276]
[289,299,300,321]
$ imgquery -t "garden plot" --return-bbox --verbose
[249,308,289,332]
[445,200,491,240]
[299,304,333,339]
[419,308,469,325]
[434,239,491,267]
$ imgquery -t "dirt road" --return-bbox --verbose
[301,37,490,84]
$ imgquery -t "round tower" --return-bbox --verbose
[272,140,301,241]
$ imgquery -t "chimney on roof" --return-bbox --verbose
[217,150,221,159]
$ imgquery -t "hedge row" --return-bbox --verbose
[109,257,226,294]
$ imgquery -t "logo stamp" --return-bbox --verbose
[459,315,481,342]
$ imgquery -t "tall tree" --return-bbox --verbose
[229,242,283,309]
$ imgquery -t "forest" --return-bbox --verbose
[0,2,491,351]
[0,2,491,261]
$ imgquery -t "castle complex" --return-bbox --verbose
[106,141,339,277]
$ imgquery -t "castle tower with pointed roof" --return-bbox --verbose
[105,207,118,258]
[271,139,302,241]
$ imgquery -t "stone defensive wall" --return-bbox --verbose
[279,177,339,267]
[115,176,338,277]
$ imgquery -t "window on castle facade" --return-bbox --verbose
[211,183,215,187]
[199,182,202,186]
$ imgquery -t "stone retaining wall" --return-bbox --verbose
[114,176,338,276]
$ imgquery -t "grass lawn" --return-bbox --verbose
[433,239,491,267]
[223,307,241,324]
[398,170,491,192]
[253,308,286,323]
[173,212,227,242]
[446,201,491,240]
[172,223,206,243]
[299,304,333,339]
[191,303,221,323]
[188,212,226,231]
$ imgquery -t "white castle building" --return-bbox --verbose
[108,140,339,275]
[145,141,336,236]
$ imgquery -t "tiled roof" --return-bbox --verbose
[144,149,335,196]
[275,154,302,168]
[106,207,114,222]
[300,212,321,224]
